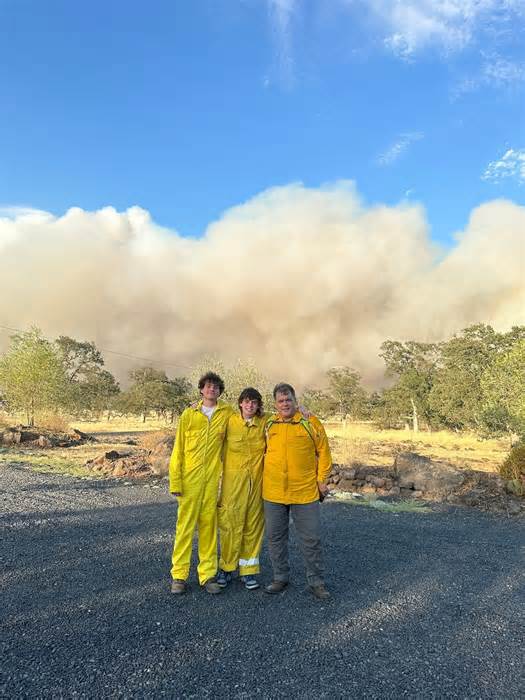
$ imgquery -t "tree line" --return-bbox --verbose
[0,324,524,440]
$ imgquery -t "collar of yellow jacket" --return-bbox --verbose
[269,411,305,424]
[192,398,229,412]
[240,412,265,427]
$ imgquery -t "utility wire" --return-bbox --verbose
[0,324,195,372]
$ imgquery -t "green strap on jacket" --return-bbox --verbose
[265,416,318,453]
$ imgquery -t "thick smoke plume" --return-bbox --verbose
[1,182,524,387]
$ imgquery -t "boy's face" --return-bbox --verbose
[201,380,220,402]
[240,397,259,420]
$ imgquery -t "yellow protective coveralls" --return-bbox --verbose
[263,412,332,504]
[169,399,233,585]
[218,412,266,576]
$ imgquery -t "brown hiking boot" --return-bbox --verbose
[264,581,288,594]
[171,579,187,595]
[203,578,222,595]
[309,584,330,600]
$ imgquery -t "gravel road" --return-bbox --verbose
[1,463,524,699]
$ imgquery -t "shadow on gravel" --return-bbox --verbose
[2,492,524,698]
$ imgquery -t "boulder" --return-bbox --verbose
[394,452,465,500]
[148,434,174,476]
[37,435,52,448]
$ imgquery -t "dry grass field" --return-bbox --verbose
[325,422,509,473]
[1,412,509,477]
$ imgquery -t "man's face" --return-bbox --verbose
[240,397,259,420]
[275,391,297,420]
[201,380,220,402]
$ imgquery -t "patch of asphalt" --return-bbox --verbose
[1,463,524,699]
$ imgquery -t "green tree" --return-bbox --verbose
[379,340,439,431]
[55,336,120,418]
[325,366,368,418]
[300,388,334,419]
[55,336,104,381]
[0,328,69,425]
[121,367,169,422]
[428,324,519,431]
[76,368,120,419]
[120,367,191,422]
[481,339,525,440]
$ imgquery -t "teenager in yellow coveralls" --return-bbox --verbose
[216,388,266,591]
[169,372,234,595]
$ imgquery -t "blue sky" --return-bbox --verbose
[1,0,524,244]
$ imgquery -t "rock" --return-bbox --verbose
[37,435,52,448]
[388,486,401,496]
[507,501,522,515]
[395,452,465,500]
[361,484,377,495]
[400,488,414,498]
[331,474,341,485]
[412,490,424,498]
[384,478,394,490]
[105,450,123,461]
[337,478,355,491]
[149,437,173,476]
[2,430,21,445]
[371,477,386,488]
[340,468,356,480]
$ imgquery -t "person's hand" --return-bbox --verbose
[318,482,329,499]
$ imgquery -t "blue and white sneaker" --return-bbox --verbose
[241,575,260,590]
[216,569,233,588]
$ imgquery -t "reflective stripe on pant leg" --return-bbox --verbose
[263,500,290,583]
[238,465,264,576]
[290,500,324,587]
[218,468,250,572]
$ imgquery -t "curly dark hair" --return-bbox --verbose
[198,371,225,396]
[238,387,263,417]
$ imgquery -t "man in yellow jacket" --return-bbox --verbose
[263,382,332,599]
[169,372,233,595]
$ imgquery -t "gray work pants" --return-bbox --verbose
[263,500,324,587]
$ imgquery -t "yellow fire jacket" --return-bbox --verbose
[222,412,267,472]
[263,412,332,504]
[169,399,234,494]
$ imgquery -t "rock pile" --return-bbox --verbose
[84,433,175,479]
[327,451,523,514]
[1,425,96,448]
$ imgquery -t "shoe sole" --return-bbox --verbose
[264,584,288,594]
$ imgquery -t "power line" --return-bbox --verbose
[0,324,195,372]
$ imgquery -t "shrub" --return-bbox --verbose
[499,442,525,497]
[36,411,71,433]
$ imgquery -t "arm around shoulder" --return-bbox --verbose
[310,416,332,484]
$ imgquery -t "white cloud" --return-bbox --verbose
[452,54,525,97]
[377,132,424,166]
[267,0,297,86]
[342,1,524,58]
[482,148,525,183]
[482,54,525,86]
